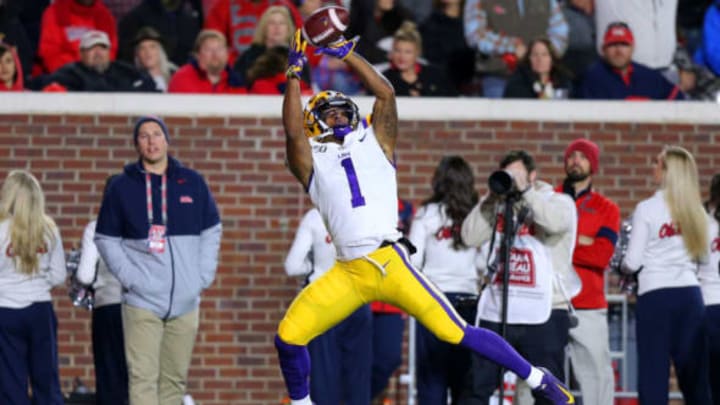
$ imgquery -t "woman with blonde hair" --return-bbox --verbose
[133,27,178,92]
[622,146,712,404]
[0,170,66,403]
[233,5,311,87]
[381,21,456,97]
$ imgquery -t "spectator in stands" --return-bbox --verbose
[408,156,481,404]
[118,0,202,67]
[460,150,578,405]
[0,1,33,81]
[168,29,246,93]
[4,0,50,76]
[0,41,24,91]
[578,22,684,100]
[204,0,302,63]
[0,170,66,405]
[677,0,712,56]
[503,37,573,99]
[76,174,128,405]
[675,47,720,101]
[31,29,157,91]
[419,0,475,95]
[622,146,711,404]
[37,0,118,74]
[594,0,678,71]
[400,0,432,22]
[700,173,720,405]
[233,5,309,86]
[557,139,619,405]
[381,21,456,97]
[694,0,720,77]
[557,0,596,83]
[133,27,177,92]
[284,208,373,405]
[463,0,568,98]
[346,0,415,65]
[246,46,311,94]
[311,56,365,95]
[104,0,142,21]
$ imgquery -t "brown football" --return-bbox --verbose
[301,5,350,47]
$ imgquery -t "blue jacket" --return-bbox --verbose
[695,3,720,76]
[578,61,684,100]
[95,156,221,319]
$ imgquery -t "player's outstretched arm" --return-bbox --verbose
[316,37,398,159]
[283,30,313,188]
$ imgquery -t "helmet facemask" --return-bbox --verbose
[304,91,359,141]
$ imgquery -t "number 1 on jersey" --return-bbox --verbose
[341,157,366,208]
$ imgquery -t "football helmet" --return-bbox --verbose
[303,90,359,140]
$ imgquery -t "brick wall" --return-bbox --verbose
[0,107,718,404]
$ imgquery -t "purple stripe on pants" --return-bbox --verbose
[391,244,466,329]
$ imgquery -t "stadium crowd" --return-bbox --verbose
[0,0,719,99]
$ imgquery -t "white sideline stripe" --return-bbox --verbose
[328,8,347,32]
[0,93,718,123]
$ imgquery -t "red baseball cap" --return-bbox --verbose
[603,22,634,47]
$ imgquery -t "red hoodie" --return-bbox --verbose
[205,0,303,63]
[248,72,312,95]
[37,0,117,74]
[0,45,24,91]
[168,60,247,94]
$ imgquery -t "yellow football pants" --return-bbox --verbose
[278,244,468,346]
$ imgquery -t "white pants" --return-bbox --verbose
[513,309,613,405]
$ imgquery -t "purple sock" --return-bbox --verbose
[459,325,532,379]
[274,334,310,400]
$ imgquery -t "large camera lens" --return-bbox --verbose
[488,170,515,195]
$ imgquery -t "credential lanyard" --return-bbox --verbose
[145,173,167,226]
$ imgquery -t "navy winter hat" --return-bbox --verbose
[133,116,170,145]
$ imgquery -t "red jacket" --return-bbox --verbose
[1,46,24,91]
[168,60,247,94]
[204,0,303,63]
[248,72,312,95]
[557,183,620,309]
[37,0,117,74]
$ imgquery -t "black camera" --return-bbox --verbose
[488,170,519,196]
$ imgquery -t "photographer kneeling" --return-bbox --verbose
[458,150,580,405]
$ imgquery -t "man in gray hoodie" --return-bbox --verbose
[95,115,222,405]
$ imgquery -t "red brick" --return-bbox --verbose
[97,116,129,125]
[31,115,63,124]
[8,111,711,404]
[0,114,30,123]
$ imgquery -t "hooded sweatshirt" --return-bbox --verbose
[1,45,24,91]
[38,0,117,73]
[94,156,222,319]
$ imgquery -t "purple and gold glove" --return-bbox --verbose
[314,36,359,60]
[286,29,308,79]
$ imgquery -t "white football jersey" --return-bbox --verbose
[308,119,401,260]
